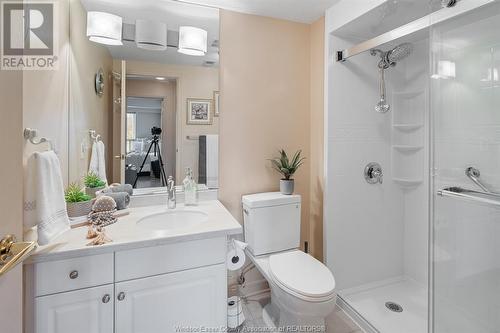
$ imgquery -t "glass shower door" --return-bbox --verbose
[431,2,500,333]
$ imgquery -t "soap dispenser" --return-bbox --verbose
[183,167,198,206]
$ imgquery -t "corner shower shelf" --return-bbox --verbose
[393,124,423,131]
[392,145,423,152]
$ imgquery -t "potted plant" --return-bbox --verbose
[65,183,93,218]
[84,172,106,198]
[270,149,305,195]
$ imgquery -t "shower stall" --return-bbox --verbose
[324,1,500,333]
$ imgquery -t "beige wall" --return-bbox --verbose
[15,0,69,328]
[23,0,70,183]
[219,11,325,259]
[219,10,314,251]
[0,36,24,333]
[68,0,113,184]
[126,79,177,179]
[125,61,219,182]
[309,17,325,261]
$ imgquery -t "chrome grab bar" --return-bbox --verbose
[437,187,500,207]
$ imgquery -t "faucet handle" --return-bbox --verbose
[364,162,383,184]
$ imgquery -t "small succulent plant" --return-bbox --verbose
[269,149,305,180]
[84,172,106,188]
[65,183,92,203]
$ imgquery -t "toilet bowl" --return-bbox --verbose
[242,192,337,328]
[247,249,337,328]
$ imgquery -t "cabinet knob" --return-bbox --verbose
[102,294,110,303]
[69,270,79,279]
[117,292,125,301]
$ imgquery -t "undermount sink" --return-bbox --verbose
[137,210,208,230]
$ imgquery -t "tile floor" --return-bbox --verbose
[234,293,364,333]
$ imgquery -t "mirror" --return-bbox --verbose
[69,0,219,194]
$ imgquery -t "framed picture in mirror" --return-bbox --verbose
[187,98,213,125]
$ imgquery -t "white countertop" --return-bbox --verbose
[27,200,242,264]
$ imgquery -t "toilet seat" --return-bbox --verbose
[268,250,336,302]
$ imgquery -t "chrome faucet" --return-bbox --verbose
[364,162,383,184]
[167,176,176,209]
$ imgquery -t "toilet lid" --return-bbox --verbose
[269,251,335,299]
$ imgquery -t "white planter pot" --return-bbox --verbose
[66,200,93,218]
[280,179,294,195]
[85,186,105,198]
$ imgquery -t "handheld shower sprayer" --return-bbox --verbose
[370,43,413,113]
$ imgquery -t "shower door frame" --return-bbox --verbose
[324,1,499,333]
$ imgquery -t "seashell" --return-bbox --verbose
[86,225,98,239]
[92,196,117,212]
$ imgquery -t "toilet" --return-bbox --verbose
[242,192,337,328]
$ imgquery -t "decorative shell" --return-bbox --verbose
[92,196,116,212]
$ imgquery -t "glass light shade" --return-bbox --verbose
[178,26,207,56]
[135,20,167,51]
[87,11,122,45]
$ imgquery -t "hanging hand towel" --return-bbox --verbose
[24,151,70,245]
[206,135,219,188]
[89,141,107,184]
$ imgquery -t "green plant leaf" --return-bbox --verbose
[84,172,105,188]
[269,149,305,180]
[65,182,91,203]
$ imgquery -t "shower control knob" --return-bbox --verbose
[364,162,383,184]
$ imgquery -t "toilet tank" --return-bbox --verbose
[242,192,301,256]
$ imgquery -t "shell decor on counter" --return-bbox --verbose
[85,196,116,246]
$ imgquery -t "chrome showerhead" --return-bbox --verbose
[385,43,413,65]
[370,43,413,113]
[371,43,413,69]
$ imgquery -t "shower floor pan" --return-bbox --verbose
[339,277,427,333]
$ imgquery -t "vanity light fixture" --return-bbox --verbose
[155,76,166,81]
[135,20,167,51]
[178,26,207,56]
[87,11,123,45]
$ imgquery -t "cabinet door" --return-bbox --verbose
[115,264,226,333]
[35,284,114,333]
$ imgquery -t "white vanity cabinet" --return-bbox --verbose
[35,284,114,333]
[115,264,226,333]
[26,237,228,333]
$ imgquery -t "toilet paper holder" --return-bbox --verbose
[227,239,248,271]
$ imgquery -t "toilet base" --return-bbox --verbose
[262,297,327,332]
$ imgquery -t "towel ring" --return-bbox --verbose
[24,128,55,151]
[89,130,101,142]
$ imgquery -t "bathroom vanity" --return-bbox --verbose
[24,200,241,333]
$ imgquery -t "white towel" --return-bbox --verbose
[206,135,219,188]
[24,151,70,245]
[89,141,107,184]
